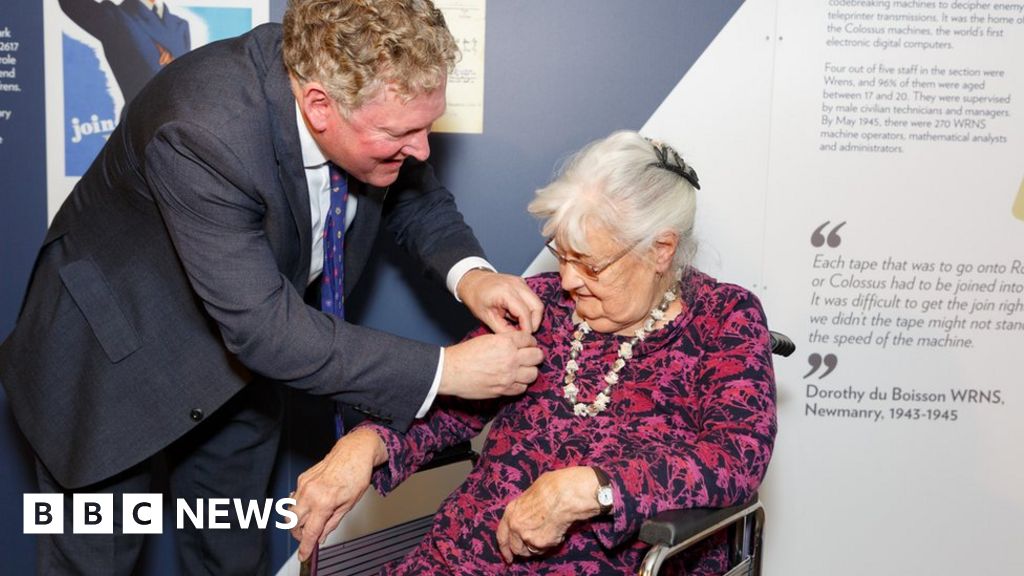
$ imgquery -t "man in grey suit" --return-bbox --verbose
[0,1,543,574]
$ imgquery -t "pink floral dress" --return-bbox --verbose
[362,271,777,575]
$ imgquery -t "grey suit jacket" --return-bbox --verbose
[0,24,485,489]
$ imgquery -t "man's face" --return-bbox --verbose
[316,81,447,187]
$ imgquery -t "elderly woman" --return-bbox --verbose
[292,130,777,575]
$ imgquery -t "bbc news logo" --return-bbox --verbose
[24,494,298,534]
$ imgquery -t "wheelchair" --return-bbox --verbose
[306,331,793,576]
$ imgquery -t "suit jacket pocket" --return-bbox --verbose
[59,259,141,363]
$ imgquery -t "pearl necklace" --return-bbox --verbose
[563,285,679,417]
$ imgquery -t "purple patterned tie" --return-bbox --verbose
[321,163,348,320]
[321,163,348,437]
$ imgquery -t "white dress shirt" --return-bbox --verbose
[295,104,493,417]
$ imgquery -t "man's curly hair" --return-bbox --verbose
[283,0,459,112]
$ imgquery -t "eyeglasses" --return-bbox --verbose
[545,238,640,280]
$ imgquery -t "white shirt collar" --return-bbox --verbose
[295,102,328,169]
[144,0,165,18]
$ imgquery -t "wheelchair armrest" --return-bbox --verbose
[768,330,795,357]
[307,441,478,575]
[639,498,761,548]
[418,440,478,472]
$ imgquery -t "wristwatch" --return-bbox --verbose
[591,466,614,515]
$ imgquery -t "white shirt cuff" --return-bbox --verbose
[446,256,496,302]
[416,347,445,418]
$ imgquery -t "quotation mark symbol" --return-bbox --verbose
[811,221,846,248]
[803,353,838,379]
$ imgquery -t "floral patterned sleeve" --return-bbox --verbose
[590,289,777,549]
[358,325,507,495]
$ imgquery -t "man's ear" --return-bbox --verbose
[297,81,335,133]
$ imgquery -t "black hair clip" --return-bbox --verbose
[645,138,701,190]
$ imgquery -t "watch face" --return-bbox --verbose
[597,486,614,506]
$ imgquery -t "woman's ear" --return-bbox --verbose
[652,231,679,274]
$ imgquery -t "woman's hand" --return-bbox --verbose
[495,466,603,563]
[289,427,388,561]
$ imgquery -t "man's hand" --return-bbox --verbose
[496,467,602,563]
[440,331,543,399]
[289,428,388,561]
[457,269,544,333]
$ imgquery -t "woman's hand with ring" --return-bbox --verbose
[495,467,601,562]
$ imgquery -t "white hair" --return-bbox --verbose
[527,130,698,273]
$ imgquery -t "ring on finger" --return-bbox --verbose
[525,544,541,554]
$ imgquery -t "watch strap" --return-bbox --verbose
[591,466,613,515]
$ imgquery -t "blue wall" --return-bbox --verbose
[0,1,741,572]
[1,1,49,573]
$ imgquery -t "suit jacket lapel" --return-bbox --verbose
[263,46,313,290]
[343,182,386,295]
